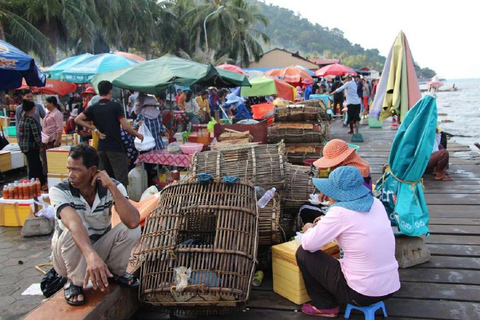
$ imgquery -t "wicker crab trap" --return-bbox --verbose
[190,142,286,191]
[274,99,327,122]
[138,175,259,314]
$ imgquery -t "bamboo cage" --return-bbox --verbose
[190,142,286,191]
[268,122,330,144]
[258,194,282,246]
[275,102,324,122]
[282,163,318,211]
[138,176,259,314]
[284,144,323,165]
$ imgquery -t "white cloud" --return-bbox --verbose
[263,0,479,79]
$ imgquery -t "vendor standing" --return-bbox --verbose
[195,90,211,123]
[297,166,400,317]
[42,96,64,149]
[330,74,361,134]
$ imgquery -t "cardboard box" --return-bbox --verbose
[272,240,311,305]
[0,151,12,172]
[47,173,69,192]
[10,151,25,170]
[46,146,71,174]
[271,240,339,305]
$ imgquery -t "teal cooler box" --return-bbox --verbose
[309,94,330,108]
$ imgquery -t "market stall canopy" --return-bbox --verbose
[314,63,357,77]
[216,63,246,75]
[91,54,249,95]
[245,70,264,79]
[374,95,437,236]
[0,39,46,91]
[277,65,313,85]
[370,31,421,122]
[113,51,146,62]
[16,78,77,96]
[60,53,139,83]
[264,69,281,77]
[43,53,93,80]
[240,76,295,101]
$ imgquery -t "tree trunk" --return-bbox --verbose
[0,20,5,40]
[144,42,150,60]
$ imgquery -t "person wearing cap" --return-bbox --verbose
[66,108,78,134]
[330,74,362,134]
[225,93,251,119]
[132,93,166,150]
[296,166,400,317]
[76,86,96,143]
[314,139,372,191]
[195,90,211,123]
[75,81,143,187]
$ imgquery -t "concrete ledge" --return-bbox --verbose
[24,283,140,320]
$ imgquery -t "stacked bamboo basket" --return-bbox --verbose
[269,99,330,165]
[138,176,258,315]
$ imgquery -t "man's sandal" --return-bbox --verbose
[109,273,140,288]
[64,281,86,306]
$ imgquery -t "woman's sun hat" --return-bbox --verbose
[81,86,96,97]
[313,139,356,168]
[70,108,78,118]
[312,166,370,202]
[226,93,242,105]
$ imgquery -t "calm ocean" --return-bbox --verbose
[433,78,480,150]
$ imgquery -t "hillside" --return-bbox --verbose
[252,0,435,77]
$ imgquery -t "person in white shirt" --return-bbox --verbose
[330,74,361,134]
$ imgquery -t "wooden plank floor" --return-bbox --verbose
[132,118,480,320]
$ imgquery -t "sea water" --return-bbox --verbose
[433,78,480,149]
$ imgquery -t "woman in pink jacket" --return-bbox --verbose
[297,166,400,317]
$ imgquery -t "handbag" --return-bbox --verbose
[0,125,9,150]
[134,123,156,151]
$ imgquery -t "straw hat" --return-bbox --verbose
[81,86,96,97]
[313,139,355,168]
[312,166,371,202]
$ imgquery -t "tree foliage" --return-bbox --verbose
[0,0,436,76]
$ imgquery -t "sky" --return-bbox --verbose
[263,0,479,80]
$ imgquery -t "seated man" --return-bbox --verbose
[50,144,141,306]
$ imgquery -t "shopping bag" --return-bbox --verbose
[134,123,156,151]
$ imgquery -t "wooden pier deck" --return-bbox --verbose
[134,118,480,320]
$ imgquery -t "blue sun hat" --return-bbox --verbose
[313,166,373,212]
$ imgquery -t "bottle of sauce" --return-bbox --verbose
[30,179,36,199]
[8,183,14,199]
[3,185,9,199]
[13,181,19,199]
[35,178,41,197]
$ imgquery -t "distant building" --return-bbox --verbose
[310,58,340,68]
[360,68,380,79]
[247,48,319,71]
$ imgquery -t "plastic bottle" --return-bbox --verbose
[257,187,276,208]
[29,179,36,199]
[13,181,19,199]
[3,185,9,199]
[23,180,30,199]
[8,183,14,199]
[35,178,41,196]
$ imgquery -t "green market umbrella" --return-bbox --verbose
[374,95,437,236]
[60,53,139,83]
[43,53,93,80]
[370,31,421,122]
[91,54,249,94]
[215,67,250,87]
[240,76,295,101]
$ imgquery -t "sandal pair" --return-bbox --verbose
[64,281,86,306]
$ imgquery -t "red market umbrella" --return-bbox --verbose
[216,63,246,75]
[113,51,146,62]
[315,63,357,77]
[278,65,314,86]
[265,69,281,77]
[16,78,77,96]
